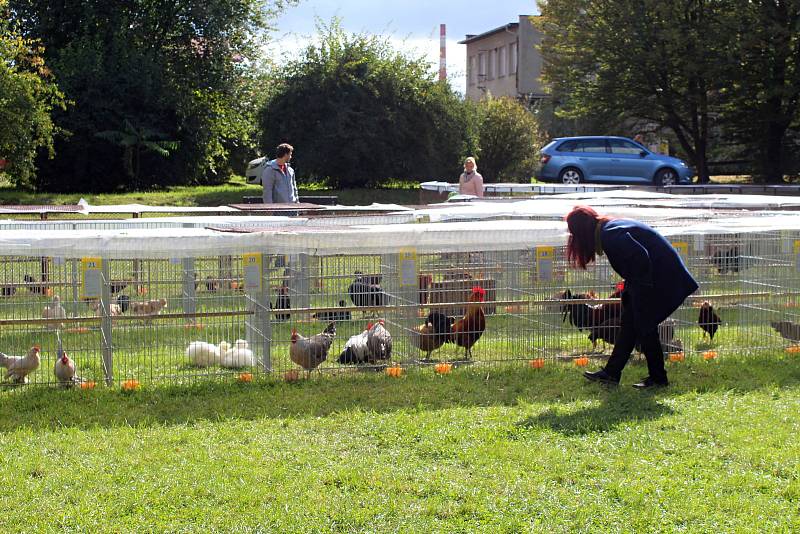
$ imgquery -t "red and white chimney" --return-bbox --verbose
[439,24,447,81]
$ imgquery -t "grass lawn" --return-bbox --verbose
[1,352,798,532]
[0,176,421,208]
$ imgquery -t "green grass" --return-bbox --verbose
[0,176,421,208]
[1,352,799,532]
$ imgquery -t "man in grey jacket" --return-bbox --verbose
[260,143,299,204]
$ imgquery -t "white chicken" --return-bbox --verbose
[337,326,370,365]
[0,346,41,384]
[186,341,221,367]
[42,295,66,328]
[54,351,82,386]
[221,339,255,368]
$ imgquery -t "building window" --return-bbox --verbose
[498,46,507,77]
[468,55,477,86]
[509,41,518,74]
[478,52,486,80]
[489,48,498,80]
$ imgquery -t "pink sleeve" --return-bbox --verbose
[474,173,484,197]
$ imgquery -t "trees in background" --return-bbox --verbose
[0,0,64,187]
[537,0,800,183]
[9,0,295,191]
[474,97,544,182]
[722,1,800,183]
[259,22,477,188]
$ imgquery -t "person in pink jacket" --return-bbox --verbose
[458,157,484,197]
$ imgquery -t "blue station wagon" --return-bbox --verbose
[537,136,694,186]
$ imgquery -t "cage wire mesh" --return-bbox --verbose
[2,221,800,387]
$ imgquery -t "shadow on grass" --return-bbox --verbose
[517,391,674,436]
[1,353,798,433]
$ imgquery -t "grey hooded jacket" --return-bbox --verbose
[260,159,298,204]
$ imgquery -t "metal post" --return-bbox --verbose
[247,253,271,371]
[182,258,197,323]
[100,260,113,385]
[70,258,79,318]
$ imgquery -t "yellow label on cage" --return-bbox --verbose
[672,242,688,263]
[81,257,102,298]
[242,253,263,291]
[399,248,418,287]
[536,246,554,281]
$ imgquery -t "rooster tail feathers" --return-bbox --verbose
[324,322,336,336]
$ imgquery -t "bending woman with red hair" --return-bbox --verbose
[564,206,698,389]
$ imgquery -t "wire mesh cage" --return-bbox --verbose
[2,218,800,388]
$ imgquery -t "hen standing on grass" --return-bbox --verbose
[698,301,721,340]
[338,325,371,365]
[42,295,67,328]
[411,311,453,360]
[0,346,41,384]
[450,286,486,360]
[366,320,393,363]
[290,322,336,375]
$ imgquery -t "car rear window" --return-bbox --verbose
[556,140,578,152]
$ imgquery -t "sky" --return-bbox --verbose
[265,0,539,94]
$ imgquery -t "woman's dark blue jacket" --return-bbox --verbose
[600,219,699,334]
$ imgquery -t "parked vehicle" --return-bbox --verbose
[536,136,694,185]
[245,156,266,184]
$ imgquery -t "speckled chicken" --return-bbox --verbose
[366,320,392,363]
[290,322,336,374]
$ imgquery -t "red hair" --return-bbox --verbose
[565,205,613,270]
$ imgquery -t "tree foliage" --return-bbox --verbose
[721,0,800,182]
[259,21,476,188]
[9,0,295,192]
[0,0,64,187]
[537,0,737,183]
[474,97,543,182]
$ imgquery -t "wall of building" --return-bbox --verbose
[517,15,544,98]
[464,27,518,101]
[463,15,544,102]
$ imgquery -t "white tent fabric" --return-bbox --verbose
[1,213,800,259]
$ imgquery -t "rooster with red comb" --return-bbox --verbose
[450,286,486,360]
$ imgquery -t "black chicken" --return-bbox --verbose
[312,300,351,322]
[712,246,740,274]
[771,320,800,343]
[698,301,721,340]
[561,285,623,351]
[348,271,390,311]
[271,283,290,321]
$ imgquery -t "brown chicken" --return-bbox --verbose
[411,311,453,360]
[130,298,168,322]
[698,301,721,340]
[290,322,336,375]
[0,345,41,384]
[450,286,486,359]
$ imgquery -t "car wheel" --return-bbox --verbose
[559,168,583,185]
[655,168,678,186]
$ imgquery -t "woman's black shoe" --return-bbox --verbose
[632,377,669,389]
[583,369,619,386]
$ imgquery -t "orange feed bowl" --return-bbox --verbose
[575,356,589,367]
[785,345,800,354]
[385,366,404,377]
[237,372,253,383]
[702,351,718,361]
[529,358,545,369]
[80,381,97,390]
[434,363,452,374]
[669,352,685,363]
[121,379,140,391]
